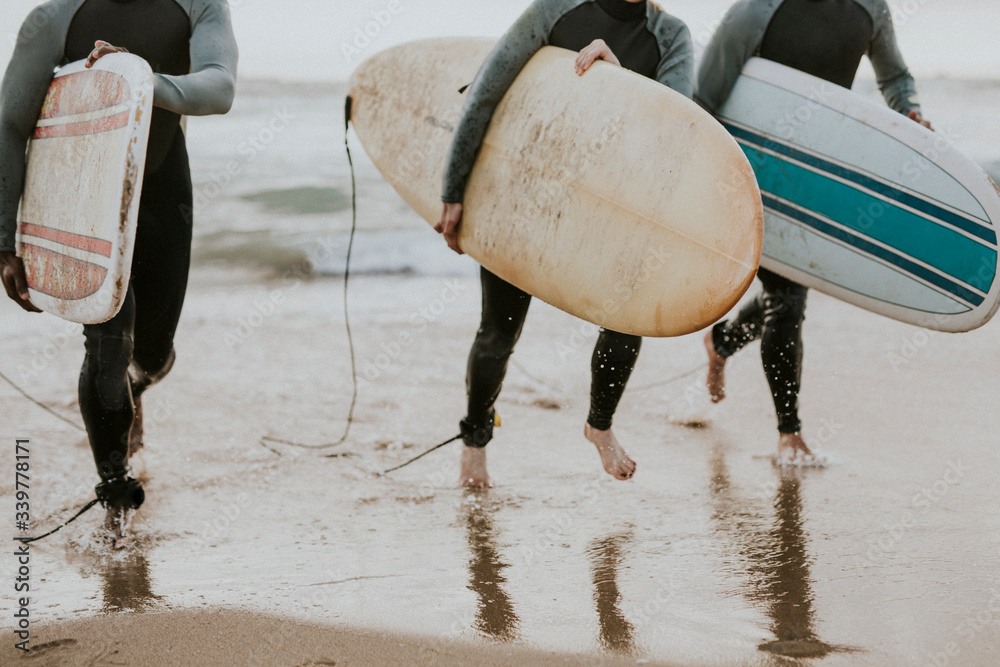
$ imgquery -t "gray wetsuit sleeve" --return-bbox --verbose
[0,6,67,253]
[865,0,920,115]
[441,0,581,204]
[153,0,238,115]
[647,12,694,98]
[694,0,777,114]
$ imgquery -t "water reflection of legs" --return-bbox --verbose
[708,443,851,660]
[754,469,835,659]
[462,494,520,642]
[586,531,636,655]
[100,551,162,614]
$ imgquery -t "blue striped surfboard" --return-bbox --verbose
[716,58,1000,332]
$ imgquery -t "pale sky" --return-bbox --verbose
[0,0,998,82]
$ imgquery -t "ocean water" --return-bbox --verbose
[180,74,1000,278]
[1,1,998,276]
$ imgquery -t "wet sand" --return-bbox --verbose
[1,265,999,665]
[0,608,671,666]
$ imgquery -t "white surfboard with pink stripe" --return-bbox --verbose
[16,53,153,324]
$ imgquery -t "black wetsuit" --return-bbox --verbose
[448,0,694,445]
[69,0,194,484]
[0,0,237,504]
[711,0,874,434]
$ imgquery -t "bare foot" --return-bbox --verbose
[128,394,144,459]
[704,330,726,403]
[777,432,813,463]
[459,447,492,488]
[102,506,134,549]
[584,424,636,480]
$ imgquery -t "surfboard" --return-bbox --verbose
[348,39,763,337]
[716,57,1000,333]
[16,53,153,325]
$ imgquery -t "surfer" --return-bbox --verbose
[435,0,694,487]
[0,0,238,541]
[696,0,931,463]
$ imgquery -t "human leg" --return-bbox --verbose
[756,270,811,459]
[78,132,192,539]
[460,267,532,486]
[706,285,767,403]
[704,268,812,457]
[125,133,193,455]
[585,329,640,480]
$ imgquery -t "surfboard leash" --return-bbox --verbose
[509,357,707,395]
[376,433,462,476]
[260,96,361,454]
[0,367,86,432]
[630,363,707,393]
[16,498,100,544]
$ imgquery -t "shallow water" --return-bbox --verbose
[2,269,999,665]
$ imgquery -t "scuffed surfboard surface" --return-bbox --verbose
[17,53,153,324]
[349,39,763,337]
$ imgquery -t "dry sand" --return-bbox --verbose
[1,264,999,665]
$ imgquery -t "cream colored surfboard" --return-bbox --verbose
[16,54,153,325]
[348,39,763,337]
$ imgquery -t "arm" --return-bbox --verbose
[440,1,557,205]
[153,0,238,116]
[867,2,921,117]
[0,6,64,256]
[654,23,694,99]
[694,1,766,113]
[437,0,567,253]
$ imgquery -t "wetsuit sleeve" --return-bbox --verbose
[152,0,238,116]
[654,23,694,99]
[866,2,920,115]
[0,7,65,254]
[441,0,559,203]
[694,1,766,114]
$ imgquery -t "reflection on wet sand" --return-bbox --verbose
[587,532,637,655]
[99,551,163,613]
[462,495,520,642]
[65,539,164,614]
[708,443,854,660]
